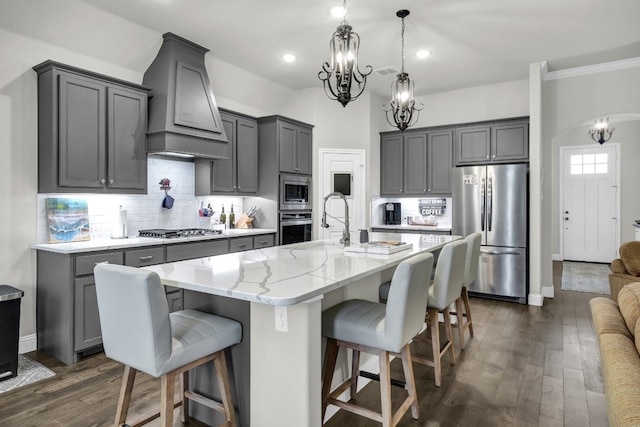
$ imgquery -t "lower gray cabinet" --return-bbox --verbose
[74,276,102,351]
[229,236,253,253]
[36,233,276,365]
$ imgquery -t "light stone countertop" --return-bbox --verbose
[371,224,452,232]
[142,232,460,306]
[31,228,277,254]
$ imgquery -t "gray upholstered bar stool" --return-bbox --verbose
[94,264,242,427]
[452,232,482,350]
[321,253,434,427]
[412,239,467,387]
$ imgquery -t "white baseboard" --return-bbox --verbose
[528,293,544,306]
[541,286,555,299]
[19,334,37,354]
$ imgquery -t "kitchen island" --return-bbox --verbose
[142,232,459,427]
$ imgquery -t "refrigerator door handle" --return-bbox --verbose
[487,177,493,231]
[480,248,524,256]
[480,178,486,232]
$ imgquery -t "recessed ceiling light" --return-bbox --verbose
[330,6,346,18]
[282,53,297,63]
[416,50,431,59]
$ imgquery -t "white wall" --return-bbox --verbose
[541,63,640,290]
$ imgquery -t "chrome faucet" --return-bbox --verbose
[321,192,350,247]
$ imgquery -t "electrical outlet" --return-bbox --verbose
[275,306,288,332]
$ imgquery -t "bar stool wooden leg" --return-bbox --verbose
[463,287,474,336]
[443,307,456,365]
[429,309,442,387]
[350,350,360,397]
[160,372,176,427]
[454,296,466,349]
[180,370,189,423]
[214,350,238,427]
[115,365,136,427]
[321,338,339,422]
[377,349,392,427]
[400,344,419,420]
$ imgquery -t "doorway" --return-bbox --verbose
[560,144,619,262]
[318,149,366,242]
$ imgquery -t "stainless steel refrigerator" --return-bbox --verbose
[452,164,528,303]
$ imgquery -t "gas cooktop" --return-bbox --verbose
[138,228,223,238]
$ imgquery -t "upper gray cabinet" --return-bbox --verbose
[380,129,453,197]
[195,109,258,195]
[455,119,529,165]
[259,117,313,175]
[33,61,149,194]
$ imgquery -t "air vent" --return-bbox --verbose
[375,66,399,76]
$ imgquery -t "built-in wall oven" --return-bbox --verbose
[280,211,312,245]
[280,174,312,211]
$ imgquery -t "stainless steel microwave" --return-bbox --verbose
[280,174,312,211]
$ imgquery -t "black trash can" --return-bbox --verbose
[0,285,24,382]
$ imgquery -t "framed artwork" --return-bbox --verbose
[46,198,90,243]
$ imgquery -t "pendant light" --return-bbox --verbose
[589,117,614,145]
[383,10,423,131]
[318,0,372,107]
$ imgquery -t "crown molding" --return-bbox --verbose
[542,57,640,81]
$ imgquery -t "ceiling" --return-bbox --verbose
[3,0,640,98]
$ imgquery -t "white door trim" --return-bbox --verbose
[558,142,620,261]
[318,148,366,240]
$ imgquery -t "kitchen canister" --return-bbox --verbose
[359,229,369,244]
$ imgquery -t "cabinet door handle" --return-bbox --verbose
[238,243,247,248]
[260,241,268,245]
[139,255,154,261]
[109,179,114,184]
[100,178,106,184]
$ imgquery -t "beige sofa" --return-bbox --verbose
[590,282,640,426]
[609,241,640,303]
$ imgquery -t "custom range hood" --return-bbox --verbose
[143,33,228,159]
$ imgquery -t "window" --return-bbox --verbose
[570,153,608,175]
[333,173,352,196]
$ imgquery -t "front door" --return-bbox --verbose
[561,144,619,262]
[319,149,365,243]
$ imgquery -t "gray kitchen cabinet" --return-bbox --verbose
[491,121,529,162]
[166,239,229,262]
[195,109,259,195]
[404,132,428,195]
[125,247,165,267]
[33,60,149,194]
[455,119,529,165]
[36,233,275,365]
[427,130,454,195]
[380,133,404,195]
[380,129,453,196]
[37,250,124,364]
[258,116,314,175]
[74,276,102,351]
[253,234,275,249]
[229,236,253,253]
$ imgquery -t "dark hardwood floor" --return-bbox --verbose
[0,262,608,426]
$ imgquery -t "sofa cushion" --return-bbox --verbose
[611,258,627,274]
[590,297,634,340]
[619,241,640,276]
[617,282,640,337]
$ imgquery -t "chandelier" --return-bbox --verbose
[318,0,372,107]
[383,10,423,131]
[589,118,614,145]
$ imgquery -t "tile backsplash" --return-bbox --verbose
[371,196,452,228]
[36,157,243,243]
